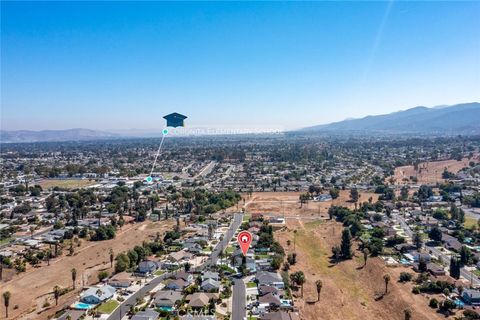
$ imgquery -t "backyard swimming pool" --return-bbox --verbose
[72,302,95,310]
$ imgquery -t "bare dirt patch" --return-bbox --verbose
[1,220,174,320]
[276,220,450,320]
[243,191,378,218]
[392,155,479,185]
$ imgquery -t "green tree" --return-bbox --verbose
[115,253,130,273]
[428,226,442,243]
[3,291,10,318]
[53,285,61,306]
[413,232,422,250]
[341,228,352,259]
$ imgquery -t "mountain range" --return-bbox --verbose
[0,128,118,143]
[1,102,479,142]
[301,102,480,134]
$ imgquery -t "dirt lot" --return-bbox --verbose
[276,219,452,320]
[1,220,174,320]
[392,155,479,185]
[243,191,378,218]
[241,192,450,320]
[37,179,96,190]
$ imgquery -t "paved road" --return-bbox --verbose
[393,212,480,287]
[232,279,246,320]
[108,212,244,320]
[108,272,172,320]
[201,212,243,270]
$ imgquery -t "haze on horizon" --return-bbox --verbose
[1,1,479,132]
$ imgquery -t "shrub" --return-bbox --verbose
[399,272,413,282]
[412,287,420,294]
[429,298,438,309]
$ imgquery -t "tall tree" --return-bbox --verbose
[53,286,61,306]
[109,249,114,268]
[413,232,422,250]
[363,248,369,267]
[3,291,10,318]
[315,280,323,302]
[341,229,352,259]
[71,268,77,289]
[383,274,391,294]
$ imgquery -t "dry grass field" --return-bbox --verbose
[276,219,450,320]
[37,179,96,190]
[392,155,479,185]
[242,192,450,320]
[1,220,174,320]
[243,191,379,218]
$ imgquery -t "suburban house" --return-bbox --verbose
[131,309,160,320]
[135,260,159,276]
[202,271,219,281]
[256,271,284,289]
[260,311,300,320]
[165,278,189,291]
[463,289,480,305]
[154,290,183,308]
[80,285,116,304]
[186,292,219,309]
[108,272,134,288]
[200,278,221,292]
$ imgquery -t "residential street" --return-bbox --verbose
[232,278,246,320]
[108,212,244,320]
[393,211,480,287]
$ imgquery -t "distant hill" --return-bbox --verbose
[301,102,480,134]
[0,128,119,143]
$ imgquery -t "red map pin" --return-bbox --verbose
[237,231,252,256]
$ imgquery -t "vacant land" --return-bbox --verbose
[392,155,479,185]
[37,179,96,189]
[1,220,174,320]
[243,191,378,218]
[276,219,449,320]
[243,192,447,320]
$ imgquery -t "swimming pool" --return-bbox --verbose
[73,302,95,310]
[159,306,173,311]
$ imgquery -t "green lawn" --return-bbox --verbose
[0,237,13,245]
[226,246,235,254]
[154,270,165,276]
[246,282,257,288]
[97,300,119,314]
[243,214,251,222]
[464,217,477,229]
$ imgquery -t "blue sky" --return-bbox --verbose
[1,1,479,131]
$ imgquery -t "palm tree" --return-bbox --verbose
[53,285,61,306]
[315,280,323,302]
[363,248,369,267]
[3,291,11,318]
[71,268,77,289]
[404,308,412,320]
[109,249,114,268]
[383,274,391,294]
